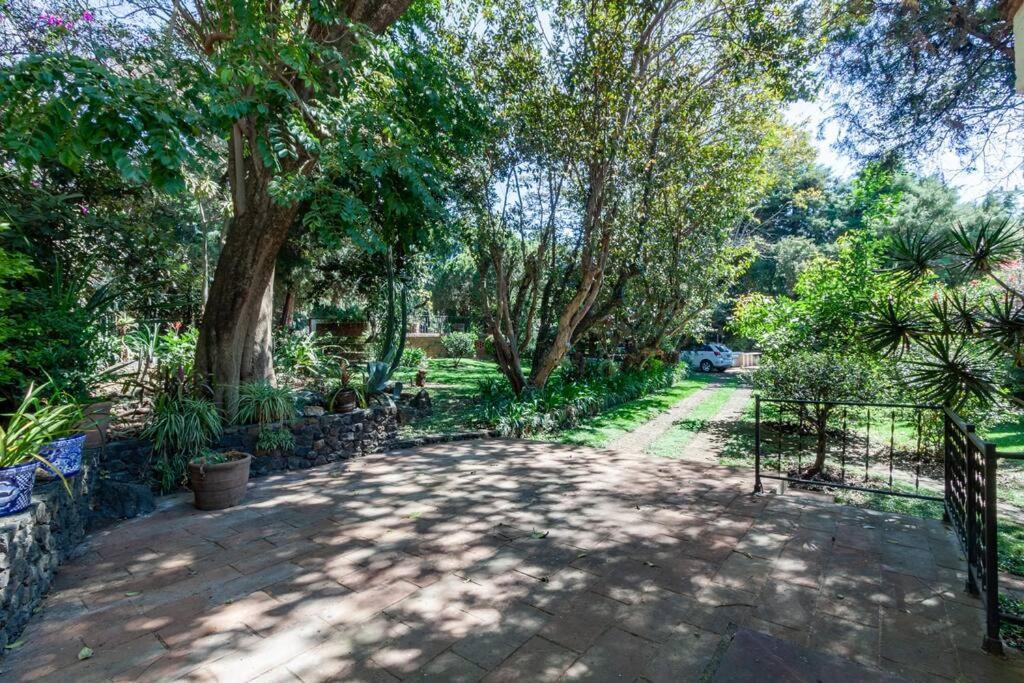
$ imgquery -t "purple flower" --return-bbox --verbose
[81,10,93,21]
[78,203,88,215]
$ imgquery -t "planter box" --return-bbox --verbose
[314,320,368,338]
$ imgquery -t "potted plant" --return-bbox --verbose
[142,373,222,494]
[187,449,251,511]
[37,390,86,478]
[0,384,75,517]
[327,360,359,413]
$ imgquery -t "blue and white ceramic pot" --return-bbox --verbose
[0,461,38,516]
[40,433,87,477]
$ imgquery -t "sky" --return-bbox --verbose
[785,100,1024,203]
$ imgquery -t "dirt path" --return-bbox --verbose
[678,386,753,464]
[606,372,735,454]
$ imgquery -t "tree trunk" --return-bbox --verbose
[194,181,297,415]
[240,269,276,384]
[811,409,830,474]
[280,286,295,329]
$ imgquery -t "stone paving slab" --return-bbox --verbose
[2,438,1024,682]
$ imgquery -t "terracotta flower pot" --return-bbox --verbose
[78,401,113,448]
[333,388,358,413]
[188,452,251,511]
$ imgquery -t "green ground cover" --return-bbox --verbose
[645,381,739,458]
[554,374,722,448]
[392,358,507,436]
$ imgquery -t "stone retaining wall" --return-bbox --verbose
[0,455,95,650]
[217,405,399,477]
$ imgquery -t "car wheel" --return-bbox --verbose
[699,360,712,373]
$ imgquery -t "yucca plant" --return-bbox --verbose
[236,381,296,426]
[872,218,1024,407]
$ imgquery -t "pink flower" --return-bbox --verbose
[78,203,88,214]
[82,10,93,21]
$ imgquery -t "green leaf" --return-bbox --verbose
[78,646,93,661]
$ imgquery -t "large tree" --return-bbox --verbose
[1,1,441,413]
[826,0,1017,162]
[457,0,823,395]
[169,1,414,413]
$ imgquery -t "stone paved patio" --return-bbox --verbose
[3,438,1024,682]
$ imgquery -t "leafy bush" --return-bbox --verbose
[400,346,427,369]
[155,326,199,376]
[754,351,879,474]
[477,360,682,438]
[0,253,116,408]
[143,392,222,492]
[256,427,295,453]
[441,332,476,367]
[275,330,330,377]
[236,382,296,425]
[311,303,366,322]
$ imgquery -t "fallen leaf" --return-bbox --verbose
[643,560,659,568]
[408,511,422,519]
[78,646,93,661]
[531,530,549,539]
[124,591,141,597]
[5,639,25,650]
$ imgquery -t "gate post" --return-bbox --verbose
[982,442,1004,654]
[753,395,763,494]
[943,411,952,523]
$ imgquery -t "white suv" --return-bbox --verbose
[681,343,735,372]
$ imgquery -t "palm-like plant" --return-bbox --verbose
[870,218,1024,407]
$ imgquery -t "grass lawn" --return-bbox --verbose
[646,381,739,458]
[392,358,506,436]
[555,373,723,448]
[987,415,1024,454]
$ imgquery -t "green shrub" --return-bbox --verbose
[256,426,295,453]
[441,332,476,367]
[143,392,222,492]
[754,351,879,474]
[236,381,296,425]
[275,330,331,377]
[477,361,682,438]
[311,303,366,322]
[400,346,427,368]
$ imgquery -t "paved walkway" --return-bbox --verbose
[4,439,1024,682]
